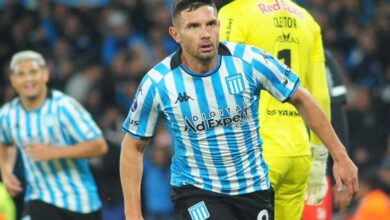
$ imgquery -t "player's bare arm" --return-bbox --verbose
[0,144,23,196]
[288,86,358,202]
[120,134,149,220]
[25,137,107,161]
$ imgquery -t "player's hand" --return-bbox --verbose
[305,145,328,205]
[332,153,358,205]
[26,143,58,161]
[1,172,23,196]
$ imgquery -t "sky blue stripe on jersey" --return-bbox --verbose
[172,69,212,190]
[155,62,170,75]
[224,57,260,193]
[193,78,231,194]
[233,43,245,58]
[33,110,56,203]
[15,106,41,201]
[61,107,88,141]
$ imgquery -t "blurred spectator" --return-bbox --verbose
[91,106,126,220]
[65,64,104,104]
[101,9,147,66]
[346,86,388,169]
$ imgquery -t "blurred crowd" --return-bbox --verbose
[0,0,389,219]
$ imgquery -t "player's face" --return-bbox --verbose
[170,5,220,64]
[10,60,49,101]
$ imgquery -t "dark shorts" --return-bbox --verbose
[22,200,102,220]
[172,185,274,220]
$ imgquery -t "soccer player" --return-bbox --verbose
[0,50,108,220]
[120,0,358,219]
[219,1,332,219]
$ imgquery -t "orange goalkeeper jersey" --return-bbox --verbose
[219,0,330,157]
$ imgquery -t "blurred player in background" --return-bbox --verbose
[0,50,108,220]
[120,0,357,219]
[219,1,332,219]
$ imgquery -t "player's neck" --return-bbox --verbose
[20,87,48,110]
[180,52,218,74]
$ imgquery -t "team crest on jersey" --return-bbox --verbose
[188,201,210,220]
[225,74,245,95]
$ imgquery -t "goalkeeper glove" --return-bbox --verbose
[305,145,329,205]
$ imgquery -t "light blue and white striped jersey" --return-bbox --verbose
[0,90,102,213]
[123,42,300,195]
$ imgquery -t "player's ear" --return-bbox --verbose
[169,26,181,44]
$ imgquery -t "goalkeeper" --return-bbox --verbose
[219,0,336,219]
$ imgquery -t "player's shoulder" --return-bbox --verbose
[144,54,174,85]
[51,89,83,108]
[221,41,269,62]
[0,97,19,115]
[51,89,70,103]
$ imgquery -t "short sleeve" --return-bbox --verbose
[0,108,13,145]
[251,47,300,102]
[122,76,160,139]
[59,97,103,143]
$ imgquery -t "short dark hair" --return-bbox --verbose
[171,0,217,25]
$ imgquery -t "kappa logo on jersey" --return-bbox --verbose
[188,201,210,220]
[175,92,194,104]
[226,74,245,95]
[130,99,138,112]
